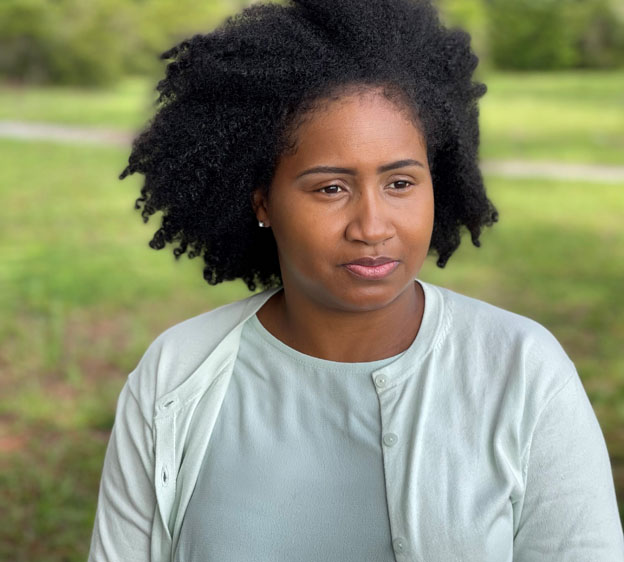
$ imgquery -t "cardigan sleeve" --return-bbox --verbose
[513,370,624,561]
[88,379,156,562]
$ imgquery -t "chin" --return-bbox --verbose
[327,283,409,313]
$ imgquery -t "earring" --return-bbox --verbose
[258,221,266,228]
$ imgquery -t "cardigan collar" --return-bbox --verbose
[154,287,281,417]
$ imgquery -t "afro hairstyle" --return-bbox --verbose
[120,0,498,291]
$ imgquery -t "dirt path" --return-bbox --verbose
[0,120,131,146]
[480,160,624,183]
[2,120,623,183]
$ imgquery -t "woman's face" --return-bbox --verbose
[253,88,434,313]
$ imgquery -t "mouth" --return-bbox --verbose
[342,260,400,280]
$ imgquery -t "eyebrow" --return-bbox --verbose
[295,159,425,179]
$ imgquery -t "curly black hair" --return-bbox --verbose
[120,0,498,291]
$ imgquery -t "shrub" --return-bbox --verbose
[486,0,624,70]
[0,0,237,87]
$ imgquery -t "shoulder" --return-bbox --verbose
[424,282,583,462]
[423,282,577,413]
[123,289,277,419]
[431,283,573,371]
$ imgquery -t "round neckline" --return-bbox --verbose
[247,312,407,373]
[243,280,440,377]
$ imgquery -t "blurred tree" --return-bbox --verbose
[125,0,260,76]
[2,0,622,85]
[435,0,489,66]
[572,0,624,68]
[486,0,624,70]
[487,0,578,69]
[0,0,250,87]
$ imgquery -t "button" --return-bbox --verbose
[383,432,398,447]
[393,537,407,554]
[374,374,387,388]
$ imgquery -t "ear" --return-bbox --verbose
[251,188,270,227]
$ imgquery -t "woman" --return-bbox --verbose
[89,0,624,560]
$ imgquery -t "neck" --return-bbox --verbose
[256,281,424,362]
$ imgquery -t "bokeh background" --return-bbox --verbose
[1,0,623,559]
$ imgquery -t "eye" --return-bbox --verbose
[317,184,344,195]
[389,180,413,190]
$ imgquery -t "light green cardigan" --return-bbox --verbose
[88,282,624,561]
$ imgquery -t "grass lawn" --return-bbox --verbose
[1,136,623,560]
[1,70,624,165]
[0,76,156,131]
[480,71,624,165]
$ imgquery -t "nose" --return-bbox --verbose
[344,186,395,246]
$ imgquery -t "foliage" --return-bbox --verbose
[572,0,624,68]
[1,0,623,86]
[435,0,489,67]
[486,0,624,70]
[0,0,237,87]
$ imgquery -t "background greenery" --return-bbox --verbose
[0,0,623,87]
[1,1,623,560]
[439,0,624,70]
[0,0,245,86]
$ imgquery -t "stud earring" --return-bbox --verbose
[258,221,266,227]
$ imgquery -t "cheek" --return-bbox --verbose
[272,208,343,272]
[422,198,435,233]
[402,192,435,246]
[271,203,328,251]
[416,185,435,225]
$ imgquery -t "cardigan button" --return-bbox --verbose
[374,374,387,388]
[383,433,398,447]
[393,537,407,554]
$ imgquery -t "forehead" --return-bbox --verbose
[283,89,427,167]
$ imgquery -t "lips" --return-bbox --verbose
[345,256,396,267]
[343,257,400,280]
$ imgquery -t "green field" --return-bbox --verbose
[480,71,624,164]
[1,72,623,560]
[0,77,155,130]
[1,70,624,164]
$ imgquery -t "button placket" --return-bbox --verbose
[374,370,411,557]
